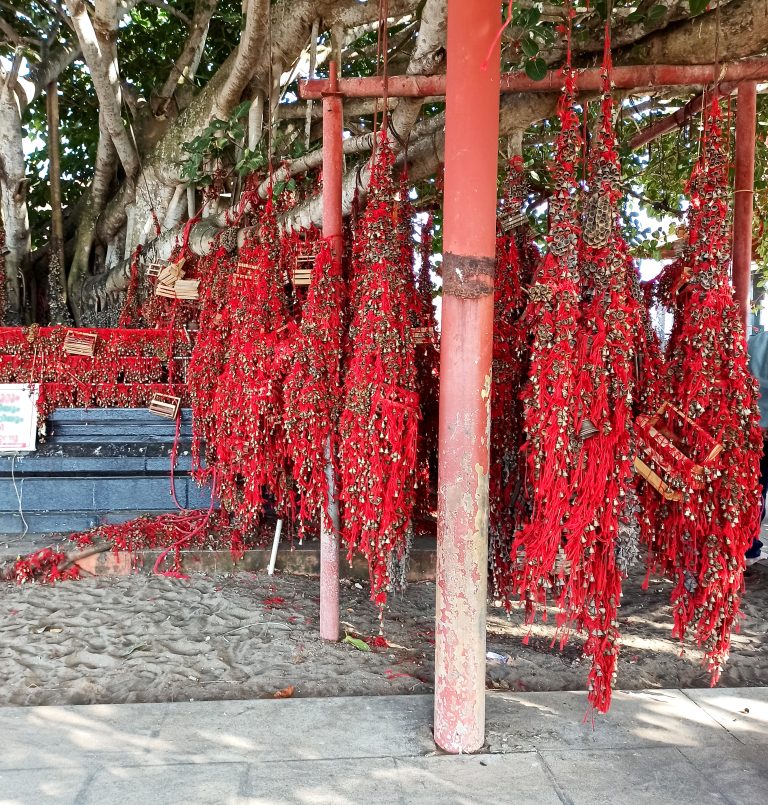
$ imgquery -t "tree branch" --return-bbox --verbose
[28,41,81,102]
[143,0,192,26]
[26,0,139,105]
[325,0,415,29]
[154,0,217,118]
[627,0,766,65]
[64,0,139,179]
[0,16,23,46]
[68,113,119,320]
[213,0,270,120]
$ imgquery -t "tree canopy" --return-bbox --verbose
[3,0,768,324]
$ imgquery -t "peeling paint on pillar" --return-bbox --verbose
[434,378,491,751]
[434,297,494,752]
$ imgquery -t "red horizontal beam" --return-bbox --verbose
[299,59,768,100]
[629,81,738,150]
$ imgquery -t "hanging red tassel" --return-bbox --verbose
[412,213,440,525]
[213,202,294,530]
[513,61,585,622]
[562,36,644,712]
[639,97,763,683]
[489,156,538,609]
[117,245,143,327]
[0,325,190,423]
[188,243,238,481]
[283,239,346,537]
[339,133,420,606]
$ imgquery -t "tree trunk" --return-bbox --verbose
[0,81,30,324]
[46,80,73,325]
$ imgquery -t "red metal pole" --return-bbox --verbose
[319,61,343,642]
[433,0,500,754]
[300,59,768,100]
[733,81,757,338]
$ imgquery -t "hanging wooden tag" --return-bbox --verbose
[291,266,312,287]
[233,261,258,286]
[634,402,723,501]
[63,330,98,357]
[633,456,682,501]
[173,279,200,300]
[155,278,199,300]
[290,243,319,286]
[148,393,181,419]
[146,261,167,279]
[412,326,435,345]
[498,210,526,232]
[156,259,185,286]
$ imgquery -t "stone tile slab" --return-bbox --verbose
[486,689,736,751]
[682,688,768,744]
[541,746,732,805]
[237,754,563,805]
[393,753,563,805]
[0,703,169,771]
[155,696,436,765]
[239,757,401,805]
[79,761,248,805]
[678,744,768,805]
[0,767,88,805]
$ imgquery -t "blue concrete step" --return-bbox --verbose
[0,509,196,538]
[43,408,194,444]
[0,408,214,536]
[0,475,213,512]
[38,408,192,450]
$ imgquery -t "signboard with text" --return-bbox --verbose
[0,384,38,453]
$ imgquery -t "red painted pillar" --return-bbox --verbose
[320,61,343,641]
[733,81,757,338]
[434,0,500,753]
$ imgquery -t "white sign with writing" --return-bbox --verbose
[0,384,39,453]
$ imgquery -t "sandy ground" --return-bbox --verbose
[1,559,766,708]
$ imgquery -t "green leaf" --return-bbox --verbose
[689,0,709,14]
[535,26,556,45]
[525,7,540,26]
[647,4,668,21]
[625,11,646,23]
[344,636,370,652]
[514,7,531,27]
[232,100,251,119]
[521,37,539,58]
[290,139,308,158]
[594,0,609,20]
[524,58,548,82]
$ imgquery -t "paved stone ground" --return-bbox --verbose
[1,688,767,804]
